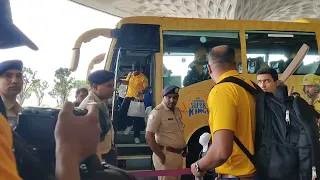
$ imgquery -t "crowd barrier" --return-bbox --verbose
[129,168,192,177]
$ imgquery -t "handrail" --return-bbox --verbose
[70,28,112,72]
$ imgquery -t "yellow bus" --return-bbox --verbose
[71,16,320,170]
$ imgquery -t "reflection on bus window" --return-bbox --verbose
[245,31,320,74]
[163,30,241,87]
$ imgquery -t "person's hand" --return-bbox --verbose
[182,147,188,157]
[55,102,101,164]
[136,91,142,98]
[158,152,166,165]
[191,162,206,178]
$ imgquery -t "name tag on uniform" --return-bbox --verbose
[168,118,174,120]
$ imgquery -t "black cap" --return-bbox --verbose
[88,70,115,85]
[0,0,38,50]
[0,60,23,75]
[162,85,180,97]
[132,61,141,71]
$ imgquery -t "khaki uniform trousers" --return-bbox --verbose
[153,149,183,180]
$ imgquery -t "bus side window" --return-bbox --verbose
[162,30,241,88]
[245,31,319,75]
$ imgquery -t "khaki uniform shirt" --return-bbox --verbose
[0,95,21,127]
[79,91,114,157]
[146,102,186,149]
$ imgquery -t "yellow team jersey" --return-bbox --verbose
[208,70,256,176]
[125,72,148,100]
[0,114,22,180]
[312,96,320,114]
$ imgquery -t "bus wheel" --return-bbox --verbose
[186,126,215,180]
[186,126,210,167]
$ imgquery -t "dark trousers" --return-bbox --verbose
[118,97,145,138]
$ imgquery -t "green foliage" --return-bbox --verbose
[74,80,89,89]
[17,67,38,105]
[49,67,77,107]
[33,79,49,106]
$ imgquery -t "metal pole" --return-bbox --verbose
[111,48,121,121]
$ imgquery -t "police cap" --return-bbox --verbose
[0,60,23,75]
[162,85,180,97]
[88,70,115,85]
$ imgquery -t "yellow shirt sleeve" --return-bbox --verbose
[0,115,22,180]
[146,110,161,133]
[210,90,237,133]
[125,72,132,81]
[142,75,149,89]
[314,101,320,114]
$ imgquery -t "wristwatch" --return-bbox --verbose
[195,161,204,172]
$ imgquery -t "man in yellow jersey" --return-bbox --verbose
[0,1,101,180]
[190,45,257,179]
[119,61,149,143]
[79,70,117,166]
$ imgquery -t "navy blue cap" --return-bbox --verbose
[0,60,23,75]
[0,0,38,50]
[162,85,180,97]
[88,70,115,85]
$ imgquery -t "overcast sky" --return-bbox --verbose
[0,0,120,106]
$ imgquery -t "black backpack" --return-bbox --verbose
[217,76,320,180]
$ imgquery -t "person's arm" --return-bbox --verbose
[120,72,132,85]
[145,110,163,157]
[197,90,237,170]
[137,76,149,96]
[55,146,80,180]
[0,116,22,180]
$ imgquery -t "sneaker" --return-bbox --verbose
[124,126,133,135]
[134,137,140,144]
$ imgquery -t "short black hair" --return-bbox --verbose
[208,45,235,65]
[76,88,88,96]
[257,67,278,82]
[132,61,141,70]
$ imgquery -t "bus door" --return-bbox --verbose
[105,24,160,126]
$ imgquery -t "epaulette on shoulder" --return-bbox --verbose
[154,104,164,110]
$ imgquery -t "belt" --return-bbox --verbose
[159,145,184,154]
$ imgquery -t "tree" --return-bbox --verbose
[74,80,89,89]
[33,79,49,106]
[49,68,76,107]
[17,67,38,105]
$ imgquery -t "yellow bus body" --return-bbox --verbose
[102,16,320,167]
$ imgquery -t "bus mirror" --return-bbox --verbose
[86,53,106,82]
[70,28,113,72]
[114,24,160,52]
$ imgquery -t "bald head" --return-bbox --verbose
[208,45,235,65]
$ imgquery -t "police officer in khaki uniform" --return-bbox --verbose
[0,60,24,127]
[145,85,187,180]
[301,74,320,113]
[79,70,117,166]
